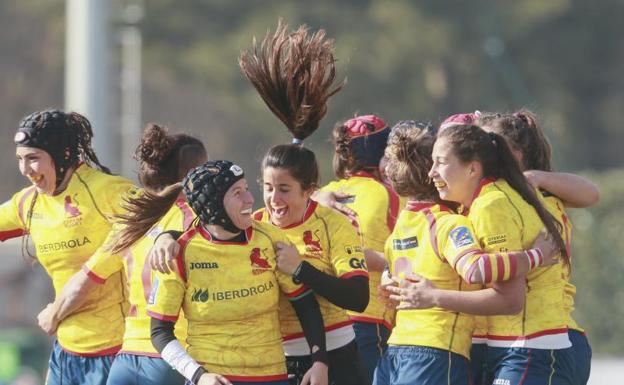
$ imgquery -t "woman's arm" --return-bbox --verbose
[290,292,329,385]
[385,275,525,315]
[151,318,231,385]
[524,170,600,208]
[363,249,387,272]
[37,269,98,334]
[275,242,369,312]
[454,231,559,285]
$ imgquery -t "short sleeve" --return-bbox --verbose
[328,212,368,279]
[146,268,186,322]
[82,223,125,283]
[0,189,33,241]
[437,215,482,267]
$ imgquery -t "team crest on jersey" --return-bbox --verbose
[449,226,475,248]
[302,230,323,257]
[250,247,271,275]
[63,194,83,227]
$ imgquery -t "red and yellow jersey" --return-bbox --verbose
[467,178,570,349]
[321,172,404,329]
[385,202,482,359]
[541,192,582,332]
[254,201,368,353]
[85,198,195,356]
[146,221,307,381]
[0,164,135,355]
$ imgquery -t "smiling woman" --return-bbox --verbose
[240,20,370,385]
[143,160,330,385]
[0,109,136,385]
[15,147,57,195]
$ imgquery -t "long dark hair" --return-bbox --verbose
[439,124,569,267]
[112,124,206,253]
[239,20,344,188]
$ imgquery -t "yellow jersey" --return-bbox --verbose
[0,164,135,355]
[254,201,368,354]
[146,221,307,382]
[467,178,570,349]
[385,202,482,358]
[321,172,403,329]
[542,192,582,332]
[85,198,194,356]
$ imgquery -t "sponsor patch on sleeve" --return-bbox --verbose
[148,276,160,305]
[449,226,475,248]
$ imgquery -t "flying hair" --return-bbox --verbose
[239,19,345,141]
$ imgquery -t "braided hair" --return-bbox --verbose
[15,109,111,262]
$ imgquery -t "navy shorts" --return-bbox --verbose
[568,330,591,385]
[353,321,391,383]
[373,345,471,385]
[487,346,575,385]
[45,341,114,385]
[470,343,489,385]
[106,353,185,385]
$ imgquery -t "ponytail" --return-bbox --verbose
[112,183,184,253]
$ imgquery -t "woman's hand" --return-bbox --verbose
[385,274,439,310]
[149,233,179,274]
[275,241,303,275]
[37,303,59,335]
[301,361,328,385]
[378,270,399,309]
[197,373,232,385]
[531,229,561,267]
[523,170,545,189]
[311,190,356,217]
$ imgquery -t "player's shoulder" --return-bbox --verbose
[76,164,136,193]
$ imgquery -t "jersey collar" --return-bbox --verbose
[198,225,252,245]
[462,177,496,214]
[405,200,453,213]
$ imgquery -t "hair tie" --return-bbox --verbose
[292,138,303,145]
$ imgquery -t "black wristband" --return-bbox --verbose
[292,261,305,284]
[191,367,208,385]
[310,347,329,366]
[154,230,183,244]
